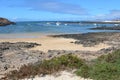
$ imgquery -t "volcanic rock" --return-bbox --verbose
[0,17,15,26]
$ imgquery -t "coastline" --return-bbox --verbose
[0,32,49,39]
[0,34,110,52]
[0,32,120,80]
[0,32,82,39]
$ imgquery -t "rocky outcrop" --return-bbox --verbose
[0,42,42,75]
[90,26,120,30]
[0,17,15,26]
[51,32,120,47]
[0,41,119,79]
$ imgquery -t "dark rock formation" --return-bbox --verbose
[51,32,120,47]
[0,42,42,76]
[0,17,15,26]
[0,40,120,79]
[90,26,120,30]
[0,42,41,53]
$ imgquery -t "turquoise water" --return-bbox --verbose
[0,21,119,34]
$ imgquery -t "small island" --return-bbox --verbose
[0,17,15,26]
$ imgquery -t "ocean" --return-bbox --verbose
[0,21,119,38]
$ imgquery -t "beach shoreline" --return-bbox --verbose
[0,32,120,80]
[0,35,110,52]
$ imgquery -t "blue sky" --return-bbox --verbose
[0,0,120,21]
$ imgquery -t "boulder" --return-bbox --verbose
[0,17,15,26]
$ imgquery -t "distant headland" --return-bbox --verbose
[0,17,15,26]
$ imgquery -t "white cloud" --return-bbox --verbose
[17,0,89,15]
[90,10,120,20]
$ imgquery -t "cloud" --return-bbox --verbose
[91,10,120,20]
[12,0,89,15]
[108,10,120,18]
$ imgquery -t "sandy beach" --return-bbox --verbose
[1,0,120,79]
[23,71,92,80]
[0,32,119,80]
[0,36,110,53]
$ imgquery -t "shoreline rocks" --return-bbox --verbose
[51,32,119,47]
[0,42,119,79]
[0,17,15,26]
[1,32,120,79]
[0,42,42,75]
[90,26,120,30]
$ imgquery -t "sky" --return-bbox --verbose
[0,0,120,21]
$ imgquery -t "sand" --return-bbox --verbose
[0,36,110,52]
[0,35,110,80]
[23,71,92,80]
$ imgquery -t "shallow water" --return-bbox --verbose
[0,21,119,38]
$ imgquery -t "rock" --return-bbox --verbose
[0,42,41,53]
[90,26,120,30]
[0,17,15,26]
[74,39,104,47]
[4,64,10,70]
[0,42,43,76]
[99,47,117,54]
[51,32,120,47]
